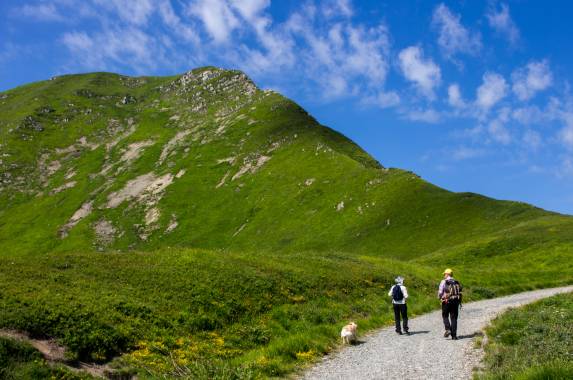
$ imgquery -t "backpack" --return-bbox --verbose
[444,279,462,303]
[392,285,404,302]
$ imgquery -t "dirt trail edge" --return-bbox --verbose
[0,329,116,379]
[300,285,573,380]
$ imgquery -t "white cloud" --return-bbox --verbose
[61,26,169,72]
[488,107,512,144]
[556,156,573,178]
[560,114,573,149]
[187,0,239,43]
[15,3,65,22]
[448,83,465,108]
[431,3,481,59]
[157,0,199,44]
[486,3,520,45]
[230,0,270,21]
[512,60,553,101]
[92,0,155,26]
[523,129,542,151]
[398,46,441,99]
[61,31,94,52]
[476,72,508,110]
[363,91,400,109]
[512,105,543,125]
[452,146,486,160]
[274,7,391,100]
[404,108,441,123]
[321,0,353,18]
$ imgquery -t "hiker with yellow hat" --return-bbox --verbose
[438,268,463,340]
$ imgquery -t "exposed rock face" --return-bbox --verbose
[50,181,76,195]
[120,140,155,164]
[158,131,191,165]
[232,155,271,180]
[59,201,94,238]
[119,95,136,105]
[94,219,116,246]
[20,116,44,132]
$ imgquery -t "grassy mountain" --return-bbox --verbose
[0,67,572,378]
[0,67,565,257]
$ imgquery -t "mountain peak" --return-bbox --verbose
[172,66,257,95]
[0,67,555,256]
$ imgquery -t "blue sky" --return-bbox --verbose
[1,0,573,215]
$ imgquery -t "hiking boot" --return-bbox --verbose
[405,331,411,335]
[452,336,458,340]
[444,330,451,338]
[396,331,403,335]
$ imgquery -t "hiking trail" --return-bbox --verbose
[300,286,573,380]
[0,329,115,379]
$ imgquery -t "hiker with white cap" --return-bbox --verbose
[438,268,463,340]
[388,276,409,335]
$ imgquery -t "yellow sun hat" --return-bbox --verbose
[443,268,453,275]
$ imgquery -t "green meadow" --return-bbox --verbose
[478,292,573,379]
[1,68,572,378]
[1,245,572,378]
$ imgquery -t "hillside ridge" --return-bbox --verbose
[0,67,565,257]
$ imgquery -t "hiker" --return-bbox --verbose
[388,276,409,335]
[438,268,463,340]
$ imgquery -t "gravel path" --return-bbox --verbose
[301,286,573,380]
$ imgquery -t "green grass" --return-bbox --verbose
[0,247,570,379]
[0,249,437,377]
[477,292,573,380]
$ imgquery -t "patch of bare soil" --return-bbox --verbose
[105,171,176,240]
[0,329,121,379]
[165,214,178,233]
[232,155,271,180]
[51,180,77,195]
[106,173,158,208]
[59,201,93,238]
[216,170,231,188]
[158,130,191,165]
[120,140,154,164]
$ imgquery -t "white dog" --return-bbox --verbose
[340,322,357,344]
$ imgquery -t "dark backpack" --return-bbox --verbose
[392,285,404,301]
[445,279,462,303]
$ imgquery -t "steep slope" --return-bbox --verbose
[0,67,568,259]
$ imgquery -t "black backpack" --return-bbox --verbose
[445,279,462,303]
[392,285,404,301]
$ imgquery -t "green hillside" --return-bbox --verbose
[0,67,562,257]
[0,67,572,378]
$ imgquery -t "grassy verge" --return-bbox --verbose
[477,292,573,379]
